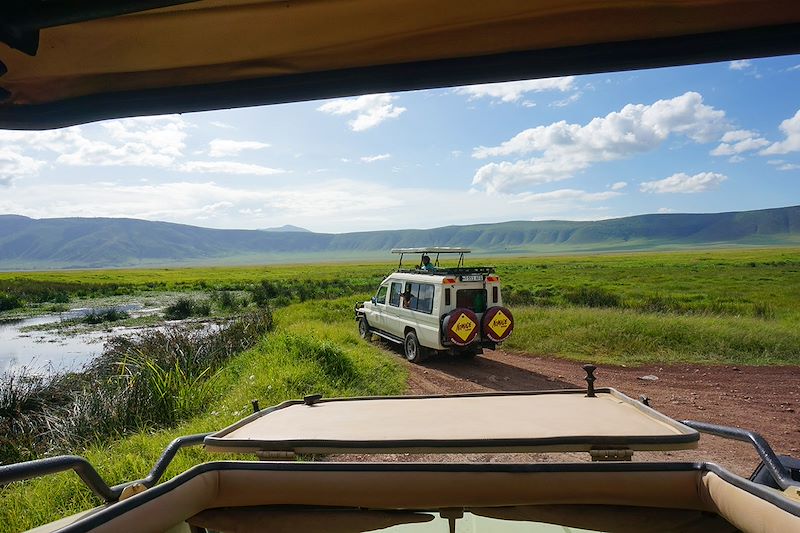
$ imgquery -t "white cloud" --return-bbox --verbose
[728,155,745,163]
[210,121,235,129]
[778,163,800,171]
[178,161,286,175]
[729,60,752,70]
[710,129,769,156]
[760,109,800,155]
[39,116,191,168]
[657,207,675,213]
[472,92,727,193]
[454,77,574,104]
[640,172,727,194]
[610,181,627,191]
[510,188,620,204]
[360,153,391,163]
[208,139,270,157]
[550,92,582,108]
[317,93,406,131]
[0,149,47,186]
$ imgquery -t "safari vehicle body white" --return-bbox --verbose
[355,248,514,362]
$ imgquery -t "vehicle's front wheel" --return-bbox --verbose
[404,331,427,363]
[358,316,371,340]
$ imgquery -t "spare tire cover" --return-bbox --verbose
[482,306,514,342]
[442,308,479,346]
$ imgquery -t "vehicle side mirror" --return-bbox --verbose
[371,297,377,304]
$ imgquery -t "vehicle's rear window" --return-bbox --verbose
[457,289,487,313]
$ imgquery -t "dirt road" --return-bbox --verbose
[339,345,800,477]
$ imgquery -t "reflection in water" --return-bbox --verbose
[0,305,147,374]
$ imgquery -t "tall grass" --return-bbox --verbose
[504,306,800,366]
[0,310,273,464]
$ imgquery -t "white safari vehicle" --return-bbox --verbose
[355,248,514,363]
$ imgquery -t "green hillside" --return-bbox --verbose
[1,205,798,270]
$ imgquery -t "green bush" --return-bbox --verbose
[0,292,22,312]
[83,309,130,324]
[163,297,212,320]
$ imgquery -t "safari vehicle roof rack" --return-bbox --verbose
[392,247,476,270]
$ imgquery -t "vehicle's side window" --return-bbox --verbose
[389,282,402,307]
[416,284,434,314]
[376,285,388,305]
[402,282,434,314]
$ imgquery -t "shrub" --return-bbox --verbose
[83,309,130,324]
[164,298,195,320]
[0,292,22,312]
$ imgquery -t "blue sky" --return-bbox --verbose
[1,55,798,233]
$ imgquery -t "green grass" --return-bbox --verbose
[504,307,800,366]
[0,296,405,532]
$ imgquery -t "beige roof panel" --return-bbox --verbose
[205,389,699,454]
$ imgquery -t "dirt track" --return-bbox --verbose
[338,345,800,477]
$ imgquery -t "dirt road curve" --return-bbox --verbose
[340,346,800,477]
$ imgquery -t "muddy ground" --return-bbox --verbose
[337,347,800,477]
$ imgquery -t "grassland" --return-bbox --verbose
[2,248,799,365]
[1,247,799,529]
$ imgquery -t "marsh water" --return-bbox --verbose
[0,305,149,374]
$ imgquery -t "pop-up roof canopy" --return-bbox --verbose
[1,0,799,129]
[204,389,699,455]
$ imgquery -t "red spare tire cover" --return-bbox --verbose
[442,308,479,346]
[482,306,514,342]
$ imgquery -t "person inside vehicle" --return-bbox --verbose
[420,255,435,271]
[401,285,413,308]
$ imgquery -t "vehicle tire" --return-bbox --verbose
[458,347,479,359]
[358,316,371,341]
[404,330,427,363]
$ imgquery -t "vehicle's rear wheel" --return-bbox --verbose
[358,316,371,340]
[404,331,426,363]
[458,347,479,359]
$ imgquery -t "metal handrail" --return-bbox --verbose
[682,420,794,490]
[0,433,209,502]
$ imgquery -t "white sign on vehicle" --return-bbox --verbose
[460,274,483,282]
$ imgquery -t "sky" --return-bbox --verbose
[1,55,798,233]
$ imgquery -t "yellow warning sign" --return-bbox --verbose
[488,309,511,338]
[452,313,476,342]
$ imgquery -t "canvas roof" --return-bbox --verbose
[1,0,799,129]
[204,389,699,454]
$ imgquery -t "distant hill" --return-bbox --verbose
[260,224,311,232]
[0,206,798,270]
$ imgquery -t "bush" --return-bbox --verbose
[83,309,130,324]
[0,292,22,312]
[164,298,199,320]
